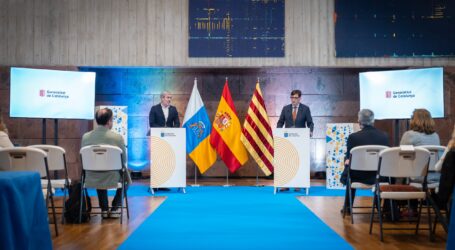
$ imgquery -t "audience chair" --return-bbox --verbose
[343,145,389,224]
[0,147,59,236]
[369,146,432,241]
[414,145,449,233]
[412,145,447,189]
[79,145,129,224]
[29,145,70,224]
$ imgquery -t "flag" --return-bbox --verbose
[210,80,248,173]
[182,79,217,173]
[240,81,274,176]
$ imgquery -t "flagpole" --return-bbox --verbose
[191,162,200,187]
[223,167,232,187]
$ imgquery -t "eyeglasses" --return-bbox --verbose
[290,96,300,99]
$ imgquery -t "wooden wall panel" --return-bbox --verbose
[2,66,455,180]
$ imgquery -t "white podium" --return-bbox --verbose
[273,128,311,194]
[149,128,186,194]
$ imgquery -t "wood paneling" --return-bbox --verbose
[0,0,454,67]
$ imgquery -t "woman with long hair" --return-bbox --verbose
[400,108,440,146]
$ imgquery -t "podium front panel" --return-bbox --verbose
[273,128,310,188]
[150,128,186,188]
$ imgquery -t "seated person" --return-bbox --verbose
[433,125,455,209]
[81,108,131,219]
[0,113,14,148]
[340,109,389,213]
[401,108,441,183]
[400,109,440,217]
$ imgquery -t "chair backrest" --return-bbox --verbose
[350,145,389,171]
[416,145,446,171]
[28,145,66,171]
[0,147,48,177]
[378,146,430,178]
[80,145,123,171]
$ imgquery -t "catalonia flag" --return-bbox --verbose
[183,79,217,174]
[240,80,274,176]
[210,80,248,173]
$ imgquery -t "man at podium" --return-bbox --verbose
[149,91,180,191]
[277,89,314,191]
[149,91,180,128]
[277,89,314,137]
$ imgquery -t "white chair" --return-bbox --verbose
[415,146,450,234]
[413,145,447,188]
[79,145,129,224]
[343,145,389,224]
[369,146,432,241]
[0,147,59,236]
[29,145,70,224]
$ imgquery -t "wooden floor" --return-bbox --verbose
[51,178,447,250]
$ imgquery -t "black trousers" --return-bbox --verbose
[96,188,123,211]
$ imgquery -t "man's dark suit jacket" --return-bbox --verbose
[277,103,314,132]
[149,104,180,128]
[341,125,390,185]
[436,150,455,207]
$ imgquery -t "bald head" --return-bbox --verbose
[95,108,113,127]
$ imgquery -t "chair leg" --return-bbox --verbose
[61,187,67,224]
[389,199,395,222]
[415,199,423,235]
[369,194,377,234]
[124,186,130,219]
[49,192,59,236]
[377,195,384,241]
[79,186,84,224]
[428,195,449,233]
[426,198,434,241]
[342,189,348,219]
[349,187,354,224]
[120,186,124,224]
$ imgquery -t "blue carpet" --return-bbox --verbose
[119,186,353,250]
[55,185,373,197]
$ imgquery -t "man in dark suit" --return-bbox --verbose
[149,91,180,192]
[277,89,314,137]
[340,109,389,213]
[149,91,180,128]
[277,89,314,191]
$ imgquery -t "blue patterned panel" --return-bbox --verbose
[326,123,354,189]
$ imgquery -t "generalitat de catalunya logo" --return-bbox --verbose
[385,90,415,99]
[39,89,69,99]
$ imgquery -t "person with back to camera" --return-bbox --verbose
[277,89,314,192]
[340,109,389,214]
[81,108,131,219]
[0,113,14,148]
[400,108,440,217]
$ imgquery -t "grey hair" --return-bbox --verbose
[358,109,374,126]
[160,91,170,99]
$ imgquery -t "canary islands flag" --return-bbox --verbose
[183,79,217,173]
[210,79,248,173]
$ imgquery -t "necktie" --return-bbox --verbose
[292,106,297,122]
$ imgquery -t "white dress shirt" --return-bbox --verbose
[161,104,169,123]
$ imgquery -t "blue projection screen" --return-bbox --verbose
[359,68,444,120]
[10,68,96,120]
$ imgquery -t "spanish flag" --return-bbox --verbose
[240,81,274,176]
[210,80,248,173]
